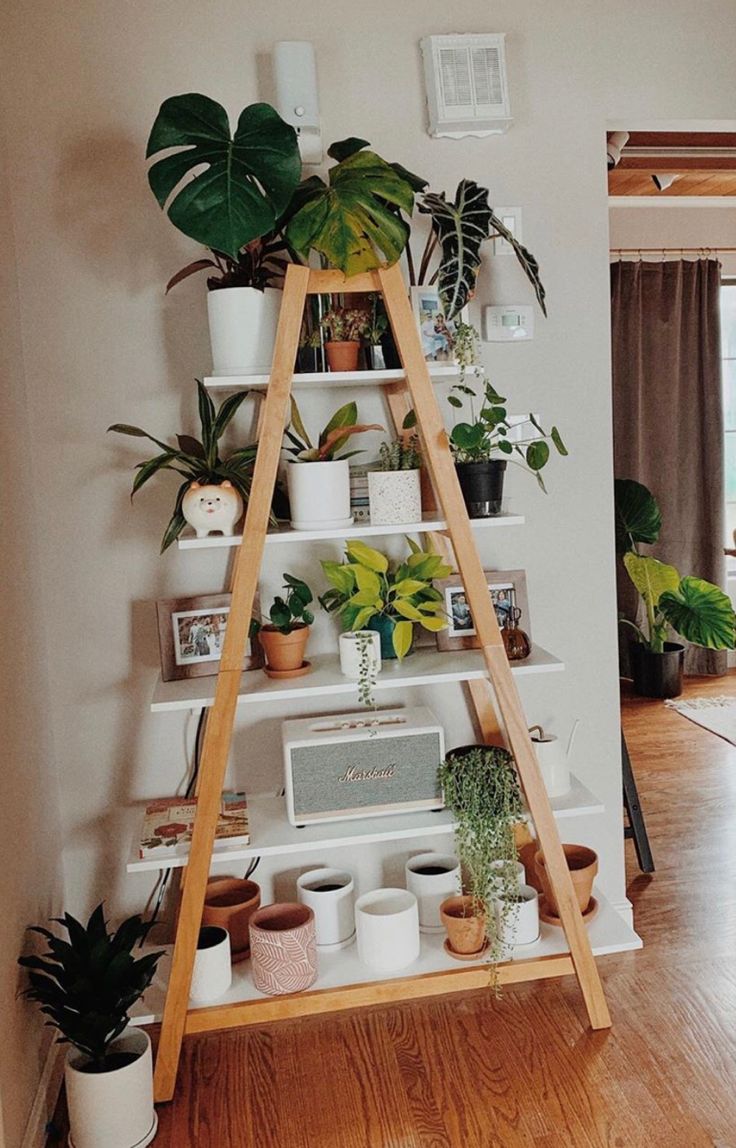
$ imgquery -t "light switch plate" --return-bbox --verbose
[492,207,522,255]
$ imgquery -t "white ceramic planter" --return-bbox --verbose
[405,852,461,934]
[338,630,382,680]
[286,459,353,530]
[488,859,526,896]
[65,1027,157,1148]
[531,732,572,798]
[495,883,540,948]
[368,468,422,526]
[189,926,232,1004]
[297,867,356,950]
[207,286,280,376]
[355,888,420,972]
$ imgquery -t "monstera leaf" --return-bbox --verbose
[659,577,736,649]
[614,478,662,555]
[419,180,493,322]
[146,96,301,260]
[286,140,416,274]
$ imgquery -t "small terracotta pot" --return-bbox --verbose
[201,877,261,963]
[534,844,598,916]
[325,340,360,372]
[258,624,309,673]
[519,841,544,893]
[440,895,486,955]
[249,902,317,996]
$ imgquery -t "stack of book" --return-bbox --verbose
[138,792,249,860]
[349,464,371,523]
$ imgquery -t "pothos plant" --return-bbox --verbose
[284,399,383,462]
[108,380,265,551]
[319,538,452,658]
[615,478,736,653]
[438,747,523,967]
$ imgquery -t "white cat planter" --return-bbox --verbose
[182,480,243,539]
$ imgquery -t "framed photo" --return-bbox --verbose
[411,286,462,363]
[435,571,531,652]
[156,593,262,681]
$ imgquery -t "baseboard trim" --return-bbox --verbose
[611,896,637,934]
[21,1041,64,1148]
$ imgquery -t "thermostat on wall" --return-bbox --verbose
[482,305,534,341]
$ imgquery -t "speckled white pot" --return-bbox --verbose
[368,469,422,525]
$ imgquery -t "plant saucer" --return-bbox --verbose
[443,938,490,962]
[539,896,598,927]
[264,660,312,680]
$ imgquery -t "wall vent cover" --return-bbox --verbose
[421,33,512,138]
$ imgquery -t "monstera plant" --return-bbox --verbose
[615,478,736,696]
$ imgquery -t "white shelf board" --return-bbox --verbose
[150,645,565,713]
[203,364,458,391]
[126,774,604,874]
[130,890,641,1026]
[177,512,525,550]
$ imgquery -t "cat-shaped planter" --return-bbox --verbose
[182,480,243,539]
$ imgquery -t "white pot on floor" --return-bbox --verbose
[368,469,422,525]
[65,1027,157,1148]
[207,286,280,376]
[287,459,353,530]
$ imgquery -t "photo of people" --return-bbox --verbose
[436,572,530,652]
[172,607,231,665]
[412,288,456,361]
[157,593,262,681]
[445,583,517,637]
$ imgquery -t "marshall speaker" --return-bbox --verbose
[282,707,445,826]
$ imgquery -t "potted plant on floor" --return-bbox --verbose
[18,905,163,1148]
[319,538,452,659]
[284,399,383,529]
[320,306,371,372]
[615,478,736,697]
[254,573,314,678]
[447,378,567,517]
[146,95,302,376]
[109,379,268,550]
[368,435,423,526]
[438,746,523,963]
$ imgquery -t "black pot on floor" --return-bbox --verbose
[455,460,507,517]
[628,640,685,699]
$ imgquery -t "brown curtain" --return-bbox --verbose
[611,257,726,676]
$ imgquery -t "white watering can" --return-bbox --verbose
[528,721,579,799]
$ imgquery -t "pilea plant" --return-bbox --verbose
[438,747,523,966]
[257,574,314,635]
[377,435,421,471]
[285,399,383,462]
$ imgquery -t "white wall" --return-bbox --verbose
[2,5,736,1141]
[610,205,736,274]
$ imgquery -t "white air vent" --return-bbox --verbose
[421,34,512,138]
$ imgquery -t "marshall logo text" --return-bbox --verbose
[338,764,397,783]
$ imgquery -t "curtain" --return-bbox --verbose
[611,257,726,676]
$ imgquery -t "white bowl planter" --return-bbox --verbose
[338,630,381,679]
[297,867,356,950]
[64,1027,157,1148]
[207,286,280,376]
[189,926,232,1004]
[368,469,422,526]
[287,459,353,530]
[405,852,461,934]
[355,888,420,972]
[495,883,540,949]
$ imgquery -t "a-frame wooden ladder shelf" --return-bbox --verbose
[151,263,612,1104]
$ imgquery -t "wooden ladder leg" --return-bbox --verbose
[153,264,310,1103]
[379,263,611,1031]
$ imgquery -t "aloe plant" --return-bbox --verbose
[18,906,163,1070]
[615,478,736,652]
[109,380,262,551]
[284,398,383,462]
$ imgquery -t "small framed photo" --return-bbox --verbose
[411,286,461,363]
[435,571,531,652]
[156,593,262,681]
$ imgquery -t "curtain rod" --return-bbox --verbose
[610,246,736,255]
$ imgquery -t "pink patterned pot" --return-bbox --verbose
[249,903,317,995]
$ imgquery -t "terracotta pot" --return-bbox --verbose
[519,841,544,893]
[440,894,486,955]
[258,624,309,673]
[249,902,317,995]
[534,844,598,916]
[202,877,261,963]
[325,340,360,372]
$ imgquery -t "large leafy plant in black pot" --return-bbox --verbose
[615,478,736,697]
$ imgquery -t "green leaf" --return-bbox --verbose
[419,180,493,321]
[212,391,249,442]
[392,620,414,659]
[526,440,550,472]
[352,606,378,629]
[146,96,301,260]
[659,576,736,649]
[327,137,370,161]
[614,478,662,555]
[107,424,172,454]
[447,395,463,409]
[353,566,382,596]
[319,402,358,447]
[320,560,356,595]
[286,148,416,274]
[417,615,448,632]
[623,553,681,610]
[393,578,428,597]
[346,540,389,574]
[289,397,313,450]
[160,511,186,553]
[131,452,179,497]
[402,409,417,430]
[551,426,568,456]
[196,380,216,465]
[349,589,383,607]
[488,209,547,317]
[393,599,424,621]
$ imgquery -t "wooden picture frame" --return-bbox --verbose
[410,286,467,364]
[435,570,531,652]
[156,593,262,681]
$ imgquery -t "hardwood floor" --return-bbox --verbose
[51,676,736,1147]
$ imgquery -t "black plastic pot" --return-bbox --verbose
[628,640,685,699]
[455,460,507,518]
